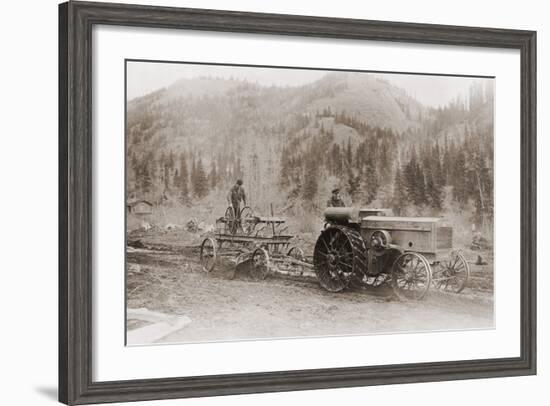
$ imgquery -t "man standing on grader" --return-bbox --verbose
[227,179,247,219]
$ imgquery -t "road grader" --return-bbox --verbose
[199,205,309,281]
[314,207,470,300]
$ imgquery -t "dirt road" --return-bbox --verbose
[126,235,494,345]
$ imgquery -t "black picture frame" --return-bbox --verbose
[59,1,537,404]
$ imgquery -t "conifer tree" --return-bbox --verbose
[140,161,152,195]
[331,144,342,177]
[346,167,360,203]
[130,152,139,182]
[378,139,391,183]
[163,162,170,191]
[279,147,291,189]
[168,150,175,171]
[416,164,427,206]
[193,158,208,199]
[303,158,319,201]
[432,141,444,187]
[392,165,408,215]
[345,139,353,167]
[425,164,442,211]
[209,161,218,189]
[190,157,197,196]
[451,149,467,206]
[404,148,419,204]
[471,149,491,227]
[361,160,379,205]
[178,153,189,203]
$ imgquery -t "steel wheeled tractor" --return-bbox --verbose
[314,208,470,300]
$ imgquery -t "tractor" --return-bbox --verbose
[313,207,470,299]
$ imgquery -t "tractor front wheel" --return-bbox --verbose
[391,252,432,300]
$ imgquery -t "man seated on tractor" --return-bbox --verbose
[327,188,346,207]
[227,179,247,219]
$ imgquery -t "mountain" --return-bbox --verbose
[302,73,425,132]
[126,71,494,225]
[127,72,426,159]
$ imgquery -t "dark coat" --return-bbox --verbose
[327,195,345,207]
[228,184,246,205]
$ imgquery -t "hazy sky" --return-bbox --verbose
[126,61,491,107]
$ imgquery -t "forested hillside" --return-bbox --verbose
[126,72,494,234]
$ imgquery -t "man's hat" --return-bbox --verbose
[332,188,340,194]
[236,179,243,185]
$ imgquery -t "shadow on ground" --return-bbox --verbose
[35,386,57,401]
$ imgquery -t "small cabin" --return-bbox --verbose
[127,199,153,215]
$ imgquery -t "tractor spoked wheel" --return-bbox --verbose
[313,226,367,292]
[391,252,432,300]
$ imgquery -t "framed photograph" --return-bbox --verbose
[59,1,536,404]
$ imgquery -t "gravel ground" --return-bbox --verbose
[126,230,494,345]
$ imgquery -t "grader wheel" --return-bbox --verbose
[285,246,306,275]
[391,252,432,300]
[239,206,255,235]
[432,250,470,293]
[250,247,270,281]
[313,226,367,292]
[224,206,237,235]
[199,237,217,272]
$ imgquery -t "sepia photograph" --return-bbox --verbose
[125,60,495,346]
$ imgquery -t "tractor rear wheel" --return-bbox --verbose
[313,226,367,292]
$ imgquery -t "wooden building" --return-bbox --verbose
[126,199,153,215]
